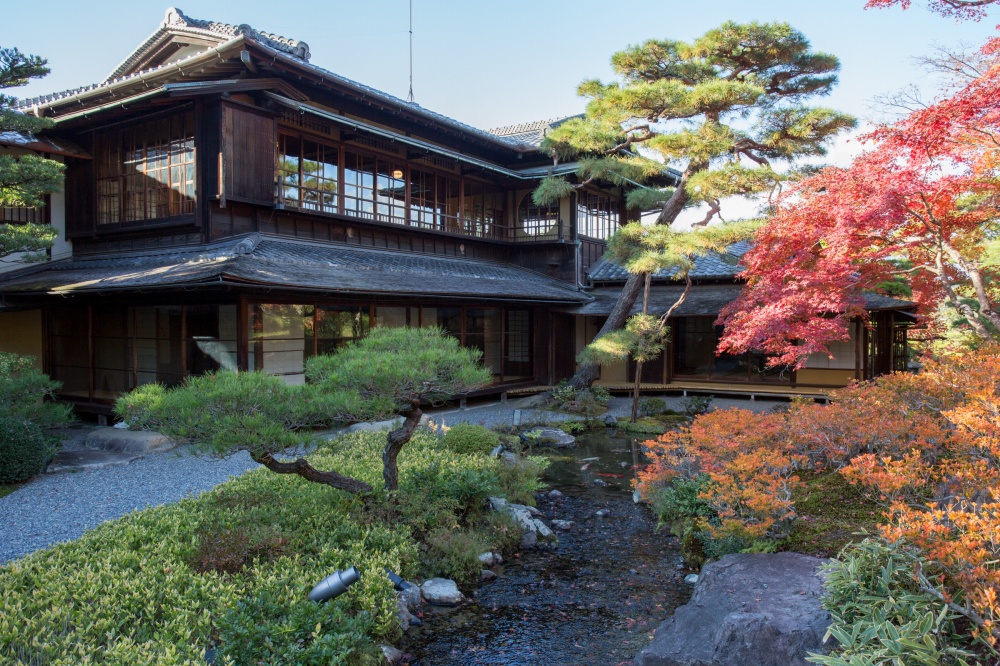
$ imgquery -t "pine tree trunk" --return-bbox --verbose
[565,169,699,390]
[252,452,373,495]
[382,403,423,491]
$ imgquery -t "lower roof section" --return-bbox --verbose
[559,285,916,317]
[0,233,590,304]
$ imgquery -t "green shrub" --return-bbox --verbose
[681,394,714,416]
[494,455,549,505]
[549,382,611,416]
[216,590,381,666]
[617,417,667,434]
[0,352,72,428]
[649,477,714,529]
[0,429,547,664]
[639,397,667,417]
[0,416,51,483]
[808,539,978,666]
[422,528,488,590]
[443,423,500,455]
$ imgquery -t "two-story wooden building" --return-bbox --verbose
[0,8,913,414]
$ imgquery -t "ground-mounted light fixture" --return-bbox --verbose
[308,566,361,602]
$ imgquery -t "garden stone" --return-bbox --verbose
[532,518,553,539]
[480,569,497,582]
[380,645,405,664]
[684,574,699,585]
[547,489,564,499]
[421,578,464,606]
[501,451,518,464]
[45,449,142,474]
[488,496,507,511]
[595,509,611,518]
[508,502,541,517]
[603,413,618,427]
[520,530,537,549]
[398,583,422,611]
[530,428,576,448]
[84,428,175,454]
[634,552,832,666]
[478,552,495,566]
[551,519,575,531]
[395,599,418,632]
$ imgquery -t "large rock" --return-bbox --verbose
[528,428,576,448]
[635,553,832,666]
[421,578,464,606]
[84,428,175,454]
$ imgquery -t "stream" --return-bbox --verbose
[401,429,692,665]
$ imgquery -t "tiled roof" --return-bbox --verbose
[588,240,755,283]
[104,7,310,82]
[0,131,90,159]
[563,284,745,317]
[0,234,590,304]
[562,284,915,317]
[487,116,578,148]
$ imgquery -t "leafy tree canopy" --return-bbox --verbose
[535,21,855,226]
[0,46,64,263]
[118,327,490,494]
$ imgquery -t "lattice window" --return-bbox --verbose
[577,191,619,240]
[95,111,195,225]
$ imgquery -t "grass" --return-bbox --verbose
[0,483,21,499]
[784,469,886,558]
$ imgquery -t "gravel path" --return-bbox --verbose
[0,442,258,564]
[0,395,780,566]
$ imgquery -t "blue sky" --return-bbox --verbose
[3,1,996,130]
[2,1,997,224]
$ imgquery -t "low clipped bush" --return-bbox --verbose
[638,397,667,417]
[0,416,50,484]
[549,382,611,416]
[0,430,545,664]
[442,423,500,455]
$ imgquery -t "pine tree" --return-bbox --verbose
[0,47,64,263]
[535,22,854,388]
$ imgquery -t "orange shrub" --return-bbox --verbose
[638,409,802,541]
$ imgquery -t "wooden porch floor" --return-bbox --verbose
[505,381,833,402]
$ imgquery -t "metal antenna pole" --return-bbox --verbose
[407,0,414,103]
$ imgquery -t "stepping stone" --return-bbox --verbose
[84,428,175,454]
[45,449,143,474]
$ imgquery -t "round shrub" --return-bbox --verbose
[0,416,50,483]
[443,423,501,455]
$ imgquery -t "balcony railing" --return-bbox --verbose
[277,187,566,243]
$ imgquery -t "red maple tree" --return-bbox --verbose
[865,0,998,20]
[718,35,1000,366]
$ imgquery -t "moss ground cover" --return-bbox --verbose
[0,430,542,665]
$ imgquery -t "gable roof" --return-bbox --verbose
[0,234,590,304]
[16,7,540,154]
[104,7,311,83]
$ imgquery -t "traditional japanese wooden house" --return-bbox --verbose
[0,8,913,415]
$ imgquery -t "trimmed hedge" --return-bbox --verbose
[0,430,538,665]
[0,416,50,484]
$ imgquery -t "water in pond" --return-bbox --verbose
[401,428,692,665]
